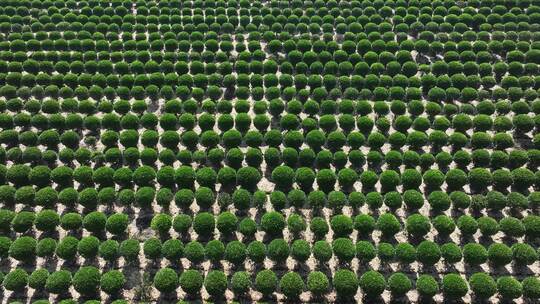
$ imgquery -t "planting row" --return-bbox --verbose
[2,104,540,133]
[3,267,540,301]
[0,0,536,12]
[2,53,540,78]
[1,57,539,84]
[2,124,540,153]
[0,183,539,212]
[3,233,540,267]
[1,137,540,167]
[3,85,540,102]
[0,12,540,40]
[1,136,540,171]
[2,97,540,118]
[1,164,538,193]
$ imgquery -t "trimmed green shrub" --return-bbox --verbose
[154,268,178,293]
[523,277,540,299]
[193,212,215,237]
[119,239,140,263]
[78,236,100,259]
[3,268,28,292]
[179,270,203,294]
[261,211,285,236]
[9,236,36,262]
[488,243,513,267]
[442,274,468,299]
[334,269,358,298]
[376,213,401,236]
[46,270,72,294]
[332,238,355,262]
[463,243,488,266]
[291,240,310,263]
[101,270,125,295]
[441,243,462,264]
[406,214,431,237]
[73,266,101,296]
[307,271,329,296]
[388,272,412,297]
[255,270,278,297]
[231,271,251,295]
[417,274,439,297]
[497,276,523,300]
[280,272,304,299]
[204,270,228,298]
[469,273,496,299]
[416,241,441,266]
[359,270,385,297]
[331,215,354,237]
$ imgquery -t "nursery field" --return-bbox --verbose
[1,0,540,303]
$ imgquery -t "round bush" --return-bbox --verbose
[469,273,497,299]
[267,239,289,263]
[9,236,36,262]
[428,191,452,212]
[332,238,355,262]
[417,274,439,297]
[83,212,107,234]
[151,213,172,235]
[416,241,441,266]
[261,211,285,236]
[12,211,35,233]
[77,236,100,259]
[488,243,513,267]
[406,214,431,237]
[119,239,140,263]
[271,165,295,189]
[45,270,72,294]
[105,213,129,235]
[523,277,540,299]
[236,166,261,189]
[512,243,538,265]
[255,270,278,297]
[247,241,266,263]
[334,269,358,298]
[316,169,337,192]
[498,276,523,299]
[307,271,329,296]
[359,270,387,298]
[179,270,203,294]
[204,270,227,298]
[73,266,101,296]
[440,243,462,264]
[388,272,412,297]
[3,268,28,292]
[101,270,125,295]
[291,240,310,263]
[442,274,468,299]
[153,268,178,293]
[394,242,416,264]
[224,241,247,264]
[36,238,56,258]
[310,217,330,239]
[99,240,119,261]
[231,271,251,295]
[500,217,525,237]
[312,240,332,263]
[143,238,162,260]
[239,218,257,238]
[193,212,215,237]
[279,272,304,299]
[331,215,354,237]
[376,213,401,236]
